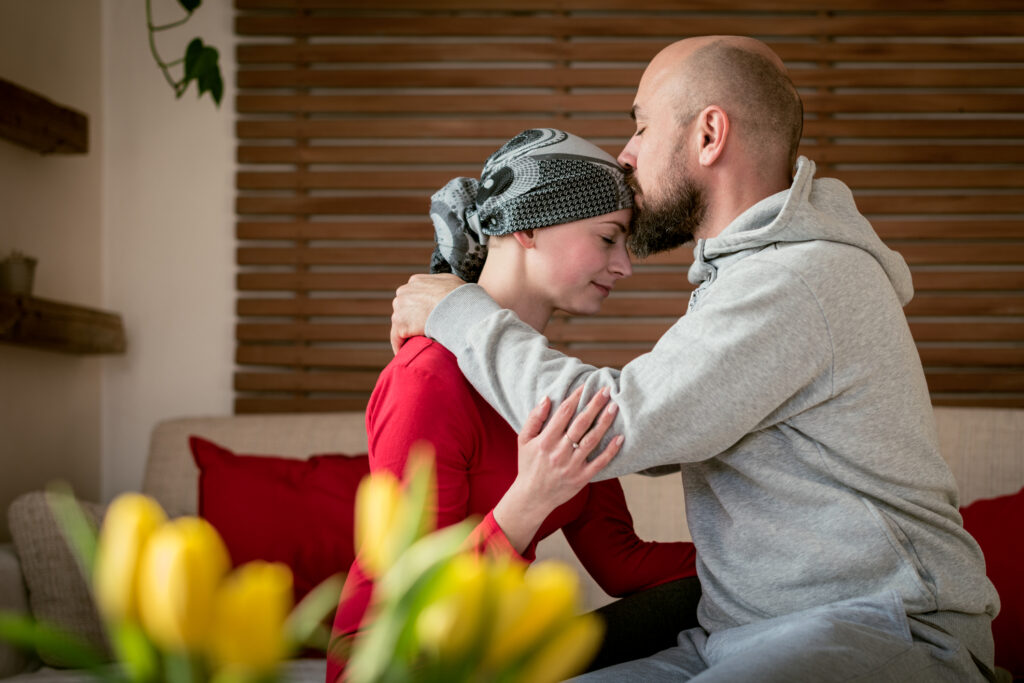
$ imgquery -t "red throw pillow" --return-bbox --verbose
[960,486,1024,679]
[190,436,370,602]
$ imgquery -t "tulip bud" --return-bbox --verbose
[93,494,167,624]
[512,613,604,683]
[208,561,294,675]
[354,471,405,576]
[137,517,230,651]
[484,561,580,669]
[413,554,487,660]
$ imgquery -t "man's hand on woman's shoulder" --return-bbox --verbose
[390,273,466,353]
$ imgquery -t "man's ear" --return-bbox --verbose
[697,105,728,167]
[512,229,536,249]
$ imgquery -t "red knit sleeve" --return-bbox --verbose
[462,510,529,562]
[561,479,697,598]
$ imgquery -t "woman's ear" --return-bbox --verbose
[512,229,536,249]
[697,105,728,167]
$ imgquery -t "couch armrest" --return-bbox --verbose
[0,543,38,678]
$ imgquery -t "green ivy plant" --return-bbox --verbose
[145,0,223,107]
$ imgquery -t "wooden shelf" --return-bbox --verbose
[0,77,88,154]
[0,293,125,355]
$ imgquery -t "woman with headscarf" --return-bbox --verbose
[327,129,699,681]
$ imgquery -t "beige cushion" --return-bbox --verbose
[7,493,108,667]
[934,406,1024,506]
[536,469,689,611]
[0,544,36,677]
[143,413,369,517]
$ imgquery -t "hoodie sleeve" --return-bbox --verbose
[424,258,834,479]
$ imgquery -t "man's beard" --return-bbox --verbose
[625,170,707,259]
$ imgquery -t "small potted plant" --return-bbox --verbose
[0,250,37,296]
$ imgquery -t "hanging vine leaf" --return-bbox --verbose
[146,0,222,109]
[180,38,223,106]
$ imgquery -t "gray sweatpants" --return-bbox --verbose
[572,591,992,682]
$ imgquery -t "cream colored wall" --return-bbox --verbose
[0,0,105,540]
[101,0,235,500]
[0,0,235,540]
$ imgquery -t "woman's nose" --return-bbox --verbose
[611,244,632,278]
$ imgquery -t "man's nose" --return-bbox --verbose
[617,137,637,171]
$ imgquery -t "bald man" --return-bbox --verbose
[390,36,999,681]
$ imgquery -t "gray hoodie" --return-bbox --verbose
[425,157,999,667]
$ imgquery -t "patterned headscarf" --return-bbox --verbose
[429,128,633,282]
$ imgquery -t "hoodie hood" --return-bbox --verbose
[688,157,914,306]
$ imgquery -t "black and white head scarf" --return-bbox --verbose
[429,128,633,282]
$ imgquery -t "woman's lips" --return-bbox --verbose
[593,282,611,297]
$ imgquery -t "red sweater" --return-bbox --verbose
[327,337,697,682]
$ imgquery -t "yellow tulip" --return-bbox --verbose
[354,471,405,577]
[137,517,230,651]
[413,554,487,660]
[511,613,604,683]
[93,493,167,623]
[484,561,580,669]
[208,561,294,675]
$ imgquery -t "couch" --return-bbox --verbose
[2,407,1021,682]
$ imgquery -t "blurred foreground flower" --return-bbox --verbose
[344,446,604,683]
[1,444,602,683]
[138,517,231,652]
[0,484,342,683]
[208,561,293,676]
[94,493,167,624]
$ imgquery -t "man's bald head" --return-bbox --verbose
[644,36,804,171]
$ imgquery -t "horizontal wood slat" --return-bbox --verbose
[236,144,1024,166]
[236,169,1024,192]
[236,193,1024,216]
[236,219,1023,241]
[250,268,1024,294]
[235,0,1024,12]
[236,118,1024,140]
[234,293,1024,319]
[236,69,1024,92]
[234,243,1024,268]
[235,320,1024,344]
[235,39,1024,65]
[236,15,1024,38]
[231,368,1024,394]
[236,221,429,240]
[235,343,1024,371]
[235,3,1024,413]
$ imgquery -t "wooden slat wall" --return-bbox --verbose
[234,0,1024,413]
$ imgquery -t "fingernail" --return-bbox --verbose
[607,402,618,415]
[614,435,624,446]
[601,386,610,397]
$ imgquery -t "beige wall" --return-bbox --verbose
[101,0,234,500]
[0,0,234,539]
[0,0,105,540]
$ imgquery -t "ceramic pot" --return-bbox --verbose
[0,255,37,296]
